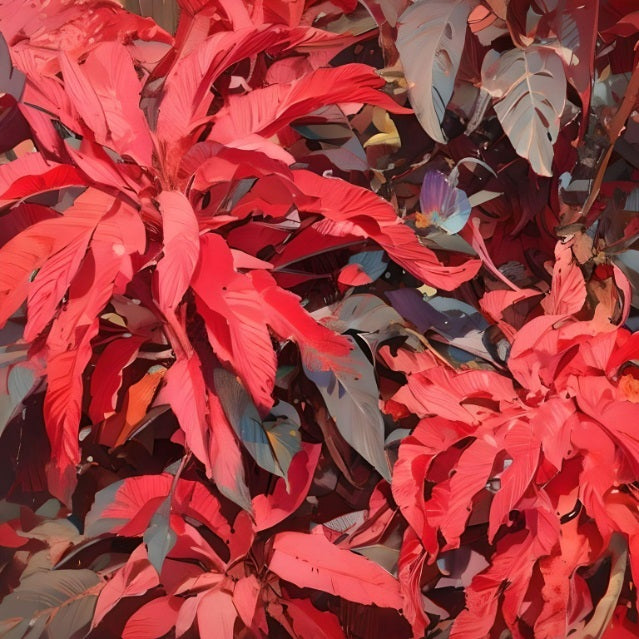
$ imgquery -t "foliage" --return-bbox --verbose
[0,0,639,637]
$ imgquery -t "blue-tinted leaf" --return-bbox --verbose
[303,336,390,480]
[143,496,176,574]
[329,294,403,334]
[214,369,301,480]
[347,251,387,283]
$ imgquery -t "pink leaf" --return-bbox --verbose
[269,531,402,607]
[93,545,159,628]
[197,589,237,638]
[155,191,200,313]
[122,596,181,639]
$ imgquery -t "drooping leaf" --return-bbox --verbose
[193,234,276,413]
[0,569,102,639]
[397,0,477,142]
[211,63,411,143]
[269,531,402,608]
[303,335,390,480]
[214,368,302,481]
[144,496,177,574]
[294,170,481,290]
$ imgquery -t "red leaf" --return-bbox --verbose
[232,575,261,628]
[488,422,540,542]
[269,531,402,607]
[398,529,429,639]
[81,42,154,165]
[207,390,252,512]
[0,164,86,202]
[197,589,237,638]
[44,345,94,503]
[59,51,108,141]
[541,240,586,316]
[211,63,411,143]
[284,598,346,639]
[155,191,200,313]
[0,521,27,548]
[155,354,211,475]
[122,595,181,639]
[93,545,159,628]
[44,200,145,502]
[431,438,498,550]
[253,443,321,531]
[293,170,481,290]
[87,474,230,541]
[24,231,92,342]
[534,519,592,639]
[192,234,276,412]
[249,269,351,368]
[88,336,146,424]
[0,189,112,328]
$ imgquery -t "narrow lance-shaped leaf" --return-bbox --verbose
[214,369,302,482]
[144,496,177,574]
[155,191,200,314]
[269,531,402,608]
[303,335,390,480]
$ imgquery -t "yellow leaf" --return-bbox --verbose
[364,108,401,148]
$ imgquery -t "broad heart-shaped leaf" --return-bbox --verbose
[0,569,102,639]
[303,335,390,480]
[481,46,566,176]
[269,531,402,608]
[214,369,301,481]
[397,0,477,143]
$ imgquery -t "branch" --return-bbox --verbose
[581,60,639,220]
